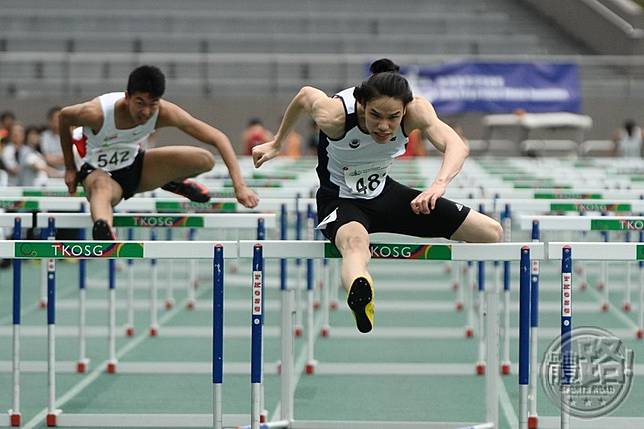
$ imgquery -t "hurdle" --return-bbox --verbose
[31,212,275,374]
[239,240,545,429]
[0,239,291,428]
[520,215,644,331]
[537,242,640,429]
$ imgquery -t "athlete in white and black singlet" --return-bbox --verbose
[59,65,258,240]
[252,58,503,333]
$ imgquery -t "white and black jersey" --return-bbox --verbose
[316,88,407,199]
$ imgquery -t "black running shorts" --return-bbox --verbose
[77,150,145,200]
[316,177,471,244]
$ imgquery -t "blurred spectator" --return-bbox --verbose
[241,118,273,155]
[40,106,65,172]
[612,119,643,158]
[0,111,16,141]
[2,123,52,186]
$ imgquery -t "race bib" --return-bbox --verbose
[343,161,390,197]
[88,146,138,171]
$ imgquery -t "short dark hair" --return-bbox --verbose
[127,65,165,98]
[47,106,61,120]
[0,111,16,123]
[353,58,413,107]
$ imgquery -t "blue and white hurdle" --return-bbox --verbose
[32,212,275,375]
[239,240,546,429]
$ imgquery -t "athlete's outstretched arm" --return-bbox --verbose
[58,99,101,194]
[252,86,344,168]
[404,97,470,214]
[157,100,258,207]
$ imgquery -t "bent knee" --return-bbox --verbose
[195,150,215,173]
[480,219,503,243]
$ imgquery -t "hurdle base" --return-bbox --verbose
[46,409,62,427]
[186,300,196,310]
[329,301,339,310]
[125,326,135,337]
[500,362,511,375]
[149,326,159,337]
[455,301,464,312]
[475,362,485,376]
[600,302,609,312]
[77,358,90,374]
[39,299,47,309]
[164,299,175,310]
[313,301,320,310]
[305,360,318,375]
[451,282,458,291]
[320,326,330,337]
[8,410,20,427]
[596,282,605,290]
[579,282,587,291]
[106,360,118,374]
[276,361,282,375]
[528,415,538,429]
[636,329,644,339]
[623,302,632,312]
[294,326,303,337]
[465,327,474,338]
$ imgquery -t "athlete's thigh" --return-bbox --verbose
[82,169,123,206]
[370,180,469,238]
[137,146,215,192]
[450,209,502,243]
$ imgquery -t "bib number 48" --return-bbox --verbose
[97,151,130,168]
[355,173,382,194]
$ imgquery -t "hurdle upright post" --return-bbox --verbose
[519,246,531,429]
[125,228,135,337]
[638,229,644,339]
[77,204,89,372]
[9,218,22,427]
[257,218,268,423]
[528,221,540,429]
[250,244,264,429]
[279,204,295,422]
[212,245,224,429]
[149,228,159,336]
[560,246,573,429]
[46,218,61,426]
[501,204,512,375]
[107,256,117,373]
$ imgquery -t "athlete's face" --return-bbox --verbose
[363,96,406,144]
[126,91,160,125]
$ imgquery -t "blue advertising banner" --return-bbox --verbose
[399,62,581,115]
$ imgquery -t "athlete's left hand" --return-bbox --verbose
[235,185,259,208]
[410,181,446,215]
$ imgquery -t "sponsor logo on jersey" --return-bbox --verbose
[349,139,360,148]
[455,204,463,211]
[390,136,397,142]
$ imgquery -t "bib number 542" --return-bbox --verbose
[97,151,130,168]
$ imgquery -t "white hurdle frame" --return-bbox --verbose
[1,240,289,429]
[544,242,641,429]
[33,212,276,375]
[239,240,546,429]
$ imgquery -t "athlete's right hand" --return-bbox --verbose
[64,169,77,195]
[252,141,280,168]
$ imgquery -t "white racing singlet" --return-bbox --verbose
[316,88,408,199]
[82,92,158,171]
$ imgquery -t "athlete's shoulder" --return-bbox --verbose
[403,96,437,131]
